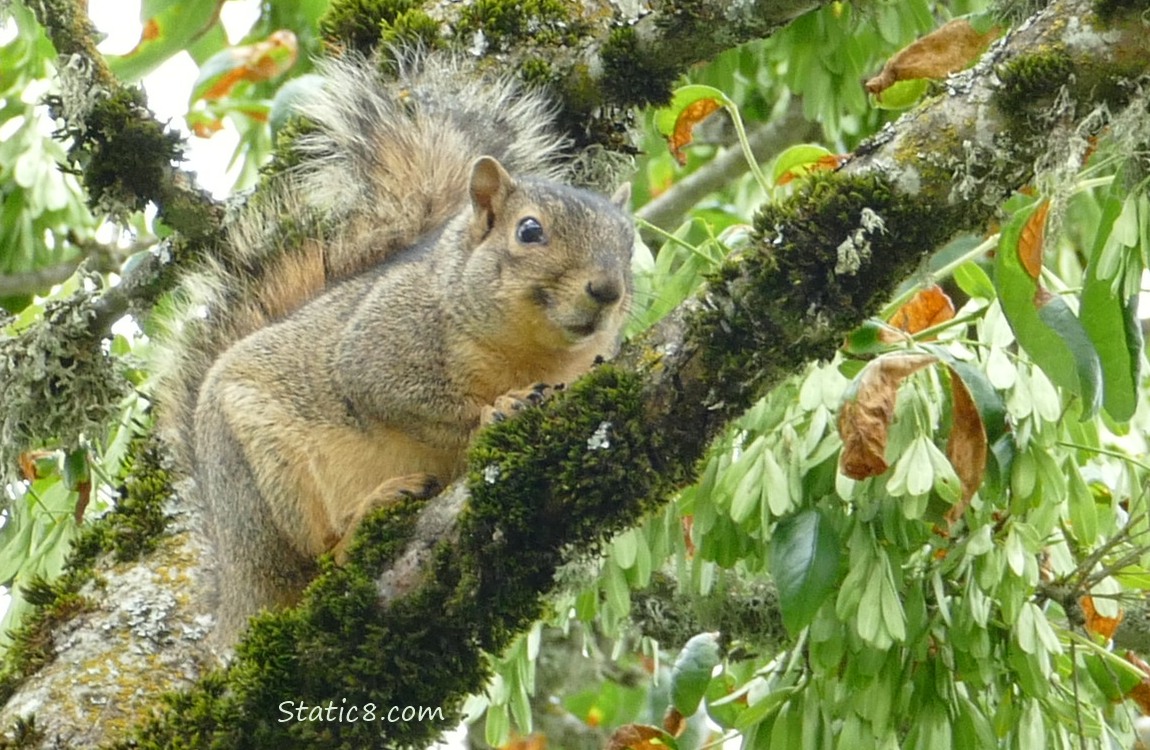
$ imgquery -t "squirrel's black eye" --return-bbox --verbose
[516,217,546,245]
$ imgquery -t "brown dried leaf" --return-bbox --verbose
[838,353,938,479]
[1126,653,1150,716]
[18,450,53,481]
[889,284,956,336]
[865,19,1000,95]
[663,707,687,738]
[776,154,848,186]
[201,30,300,101]
[73,481,92,524]
[140,18,160,43]
[1019,200,1050,280]
[942,366,986,527]
[1081,596,1124,640]
[191,118,225,138]
[668,98,722,166]
[681,515,696,558]
[500,734,547,750]
[606,724,673,750]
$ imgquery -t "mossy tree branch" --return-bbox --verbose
[2,0,1149,747]
[25,0,220,238]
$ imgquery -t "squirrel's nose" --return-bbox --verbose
[585,277,622,306]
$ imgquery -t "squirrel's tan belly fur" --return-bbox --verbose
[305,424,462,550]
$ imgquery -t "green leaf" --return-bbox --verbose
[871,78,929,110]
[734,683,800,732]
[907,701,951,750]
[484,702,510,748]
[953,260,997,301]
[1066,462,1098,545]
[1082,647,1144,701]
[574,584,597,621]
[923,438,962,503]
[603,558,631,617]
[0,510,35,586]
[62,449,88,491]
[994,200,1103,417]
[954,696,996,750]
[730,446,766,524]
[879,559,906,642]
[511,676,533,733]
[770,143,834,184]
[1035,295,1103,417]
[1018,700,1043,749]
[105,0,223,81]
[769,698,803,749]
[887,435,934,497]
[670,632,722,716]
[1115,564,1150,589]
[612,528,639,569]
[770,509,842,633]
[762,450,793,518]
[1081,192,1141,420]
[842,319,890,356]
[652,84,732,137]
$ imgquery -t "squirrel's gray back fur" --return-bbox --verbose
[156,54,571,472]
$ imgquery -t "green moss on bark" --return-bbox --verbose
[691,172,967,419]
[64,88,183,214]
[599,26,679,108]
[995,44,1144,141]
[319,0,423,52]
[109,366,672,749]
[456,0,580,49]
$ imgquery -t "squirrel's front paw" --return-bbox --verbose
[482,383,559,425]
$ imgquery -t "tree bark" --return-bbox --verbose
[1,0,1148,747]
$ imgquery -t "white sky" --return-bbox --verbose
[88,0,263,198]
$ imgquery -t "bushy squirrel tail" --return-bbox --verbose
[154,53,571,471]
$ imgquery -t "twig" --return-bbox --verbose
[636,100,815,235]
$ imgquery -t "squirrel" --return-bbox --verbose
[156,55,635,644]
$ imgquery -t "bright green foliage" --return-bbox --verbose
[1079,181,1146,421]
[585,116,1149,750]
[0,4,96,312]
[994,196,1104,417]
[770,509,841,634]
[481,6,1150,750]
[670,632,721,715]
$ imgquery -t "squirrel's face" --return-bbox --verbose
[483,194,633,351]
[462,158,634,354]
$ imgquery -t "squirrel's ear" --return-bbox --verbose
[610,182,632,210]
[470,156,514,230]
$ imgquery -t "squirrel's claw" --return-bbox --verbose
[483,383,558,425]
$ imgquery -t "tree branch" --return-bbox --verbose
[2,0,1148,747]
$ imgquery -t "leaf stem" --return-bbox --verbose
[723,101,772,196]
[1056,440,1150,472]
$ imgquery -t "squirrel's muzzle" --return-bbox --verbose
[585,277,623,306]
[557,269,628,340]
